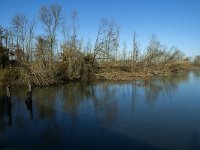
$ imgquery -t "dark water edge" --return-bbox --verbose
[0,71,200,150]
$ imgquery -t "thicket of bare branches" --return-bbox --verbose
[194,55,200,66]
[0,4,194,86]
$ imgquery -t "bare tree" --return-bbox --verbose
[0,26,9,68]
[12,14,36,62]
[104,20,119,61]
[26,20,36,62]
[62,11,80,52]
[92,18,119,66]
[12,13,28,60]
[39,4,62,68]
[132,32,140,62]
[145,35,164,64]
[122,41,127,61]
[70,11,79,51]
[84,40,92,54]
[194,55,200,66]
[62,21,70,45]
[0,26,5,46]
[92,18,108,66]
[35,36,48,68]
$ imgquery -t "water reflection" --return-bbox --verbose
[0,96,12,128]
[191,131,200,150]
[193,70,200,79]
[0,72,193,126]
[25,91,33,120]
[32,82,118,127]
[141,72,189,104]
[6,99,12,126]
[0,71,200,150]
[92,83,118,127]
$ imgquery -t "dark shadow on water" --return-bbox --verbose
[0,96,12,139]
[0,95,12,127]
[58,129,162,150]
[0,126,161,150]
[191,131,199,150]
[6,98,12,126]
[25,91,33,120]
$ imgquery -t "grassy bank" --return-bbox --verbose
[0,61,193,86]
[95,61,192,81]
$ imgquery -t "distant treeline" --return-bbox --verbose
[0,4,199,86]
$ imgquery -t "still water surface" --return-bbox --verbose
[0,71,200,150]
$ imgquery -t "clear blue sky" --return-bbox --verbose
[0,0,200,56]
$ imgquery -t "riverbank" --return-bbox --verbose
[0,61,196,87]
[95,61,194,81]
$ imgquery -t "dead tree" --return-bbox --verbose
[12,14,36,62]
[132,32,140,69]
[39,4,63,69]
[92,18,119,66]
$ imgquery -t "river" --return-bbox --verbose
[0,71,200,150]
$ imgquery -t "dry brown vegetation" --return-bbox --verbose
[0,4,197,86]
[95,61,191,81]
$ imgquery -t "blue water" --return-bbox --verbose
[0,71,200,150]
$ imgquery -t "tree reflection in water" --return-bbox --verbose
[0,95,12,138]
[27,82,118,128]
[142,72,190,104]
[25,91,33,120]
[0,72,194,129]
[0,71,200,150]
[193,70,200,79]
